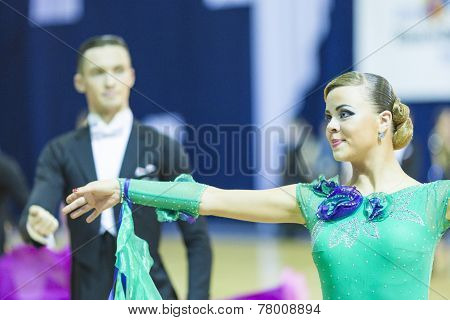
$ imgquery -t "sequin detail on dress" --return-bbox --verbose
[310,177,424,249]
[386,190,424,226]
[312,217,382,248]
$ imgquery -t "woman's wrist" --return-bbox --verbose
[117,179,124,203]
[123,174,207,221]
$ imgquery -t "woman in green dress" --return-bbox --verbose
[62,71,449,299]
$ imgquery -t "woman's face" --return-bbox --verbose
[324,85,380,162]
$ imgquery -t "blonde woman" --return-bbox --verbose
[63,72,449,300]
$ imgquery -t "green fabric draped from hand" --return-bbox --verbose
[113,199,162,300]
[112,174,206,300]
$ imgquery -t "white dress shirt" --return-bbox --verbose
[88,108,133,236]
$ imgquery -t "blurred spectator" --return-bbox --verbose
[0,151,29,255]
[428,108,450,277]
[427,107,450,181]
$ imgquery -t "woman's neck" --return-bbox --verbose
[347,151,413,195]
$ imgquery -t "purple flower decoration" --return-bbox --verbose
[312,176,390,223]
[316,185,363,221]
[364,193,391,222]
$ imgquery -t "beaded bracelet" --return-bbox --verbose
[118,178,124,203]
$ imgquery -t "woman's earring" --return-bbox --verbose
[378,131,385,142]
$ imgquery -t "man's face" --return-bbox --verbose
[75,45,135,116]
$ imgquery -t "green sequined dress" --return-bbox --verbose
[296,177,449,300]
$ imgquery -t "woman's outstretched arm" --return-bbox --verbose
[200,185,304,224]
[62,179,305,225]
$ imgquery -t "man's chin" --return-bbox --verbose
[99,103,123,113]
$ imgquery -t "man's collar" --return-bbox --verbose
[88,108,133,139]
[87,108,133,127]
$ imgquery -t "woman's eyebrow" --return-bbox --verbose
[335,104,351,111]
[325,104,351,114]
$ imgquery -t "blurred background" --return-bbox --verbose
[0,0,449,299]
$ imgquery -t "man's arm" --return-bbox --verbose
[19,141,64,246]
[158,133,191,182]
[176,217,212,299]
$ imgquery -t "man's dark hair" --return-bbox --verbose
[76,34,130,72]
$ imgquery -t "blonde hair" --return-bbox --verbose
[324,71,413,150]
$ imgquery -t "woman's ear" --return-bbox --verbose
[74,73,86,93]
[378,110,392,134]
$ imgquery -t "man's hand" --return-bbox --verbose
[26,205,59,245]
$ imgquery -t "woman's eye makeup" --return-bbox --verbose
[325,104,355,122]
[339,109,354,119]
[324,109,354,122]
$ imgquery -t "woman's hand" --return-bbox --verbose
[62,179,121,223]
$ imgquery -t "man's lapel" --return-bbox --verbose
[73,126,98,182]
[119,121,140,179]
[71,126,100,230]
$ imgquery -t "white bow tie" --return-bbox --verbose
[88,109,133,140]
[90,123,124,139]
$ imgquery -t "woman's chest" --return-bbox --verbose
[310,191,435,253]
